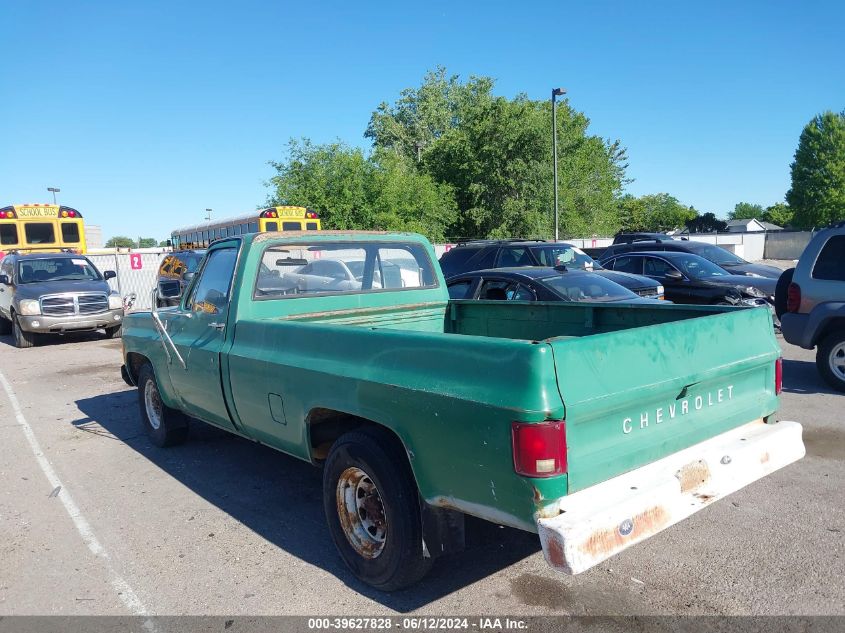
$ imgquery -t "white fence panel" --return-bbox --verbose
[88,251,167,311]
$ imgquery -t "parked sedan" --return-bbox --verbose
[446,267,658,304]
[599,239,783,278]
[601,251,775,309]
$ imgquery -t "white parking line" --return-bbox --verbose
[0,368,150,616]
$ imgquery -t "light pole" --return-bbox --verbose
[47,187,60,204]
[205,208,213,222]
[551,88,566,241]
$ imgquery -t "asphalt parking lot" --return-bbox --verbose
[0,331,842,616]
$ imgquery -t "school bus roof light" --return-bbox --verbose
[59,206,81,218]
[260,209,278,218]
[305,209,318,219]
[1,206,15,219]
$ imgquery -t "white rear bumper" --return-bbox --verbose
[537,419,804,574]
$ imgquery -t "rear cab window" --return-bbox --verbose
[254,242,438,299]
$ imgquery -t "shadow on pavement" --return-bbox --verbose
[781,358,839,396]
[0,331,108,349]
[73,390,540,611]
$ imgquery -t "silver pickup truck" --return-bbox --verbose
[0,252,124,348]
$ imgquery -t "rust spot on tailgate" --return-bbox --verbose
[676,459,711,494]
[579,506,670,558]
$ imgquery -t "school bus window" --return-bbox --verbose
[61,223,81,243]
[25,223,55,244]
[266,221,278,231]
[306,222,318,230]
[0,224,18,245]
[282,221,301,230]
[249,222,258,232]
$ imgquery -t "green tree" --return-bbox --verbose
[266,140,457,241]
[729,202,765,220]
[685,212,727,233]
[786,111,845,229]
[105,236,135,248]
[618,193,697,232]
[137,238,158,248]
[763,203,793,227]
[158,240,171,247]
[367,68,627,239]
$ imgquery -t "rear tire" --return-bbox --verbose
[323,427,433,591]
[12,314,37,348]
[774,268,795,319]
[816,330,845,392]
[105,325,123,338]
[137,364,189,447]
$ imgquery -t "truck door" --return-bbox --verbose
[164,242,239,430]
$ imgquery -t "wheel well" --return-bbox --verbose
[125,352,151,383]
[815,317,845,346]
[306,408,403,463]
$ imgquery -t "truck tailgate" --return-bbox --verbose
[548,306,782,493]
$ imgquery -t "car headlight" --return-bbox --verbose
[108,294,123,310]
[744,286,767,298]
[656,285,665,295]
[18,299,41,315]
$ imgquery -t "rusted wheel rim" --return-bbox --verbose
[336,467,387,558]
[144,379,163,430]
[830,342,845,381]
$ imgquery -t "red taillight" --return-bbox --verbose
[786,282,801,313]
[306,210,318,219]
[511,420,567,477]
[775,357,783,395]
[67,210,76,217]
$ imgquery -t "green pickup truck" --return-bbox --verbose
[120,231,805,590]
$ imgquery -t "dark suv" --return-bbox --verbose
[156,249,206,307]
[599,239,783,279]
[439,240,665,299]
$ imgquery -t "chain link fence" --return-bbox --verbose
[87,250,167,311]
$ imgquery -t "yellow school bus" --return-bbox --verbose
[0,204,87,255]
[170,206,321,250]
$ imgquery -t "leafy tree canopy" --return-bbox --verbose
[763,203,793,227]
[786,110,845,229]
[685,212,727,233]
[618,193,697,232]
[729,202,765,220]
[105,236,135,248]
[137,238,158,248]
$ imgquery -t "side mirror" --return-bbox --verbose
[0,274,9,285]
[664,270,684,281]
[183,272,196,283]
[103,270,117,280]
[158,280,182,299]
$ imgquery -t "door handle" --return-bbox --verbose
[208,322,225,331]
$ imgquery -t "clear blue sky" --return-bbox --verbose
[1,0,842,241]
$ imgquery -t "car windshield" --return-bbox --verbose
[530,245,603,270]
[17,257,102,283]
[669,254,731,279]
[690,243,747,266]
[538,273,638,302]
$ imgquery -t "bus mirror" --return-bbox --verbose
[183,272,196,283]
[103,270,117,280]
[0,275,8,285]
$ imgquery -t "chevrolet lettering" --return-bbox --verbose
[120,231,805,590]
[622,386,735,434]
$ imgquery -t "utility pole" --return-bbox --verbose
[205,208,213,222]
[551,88,566,241]
[47,187,60,204]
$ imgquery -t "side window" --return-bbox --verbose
[469,248,497,271]
[186,247,238,315]
[513,284,537,301]
[610,256,642,274]
[812,236,845,281]
[1,258,13,278]
[266,221,279,231]
[282,222,301,231]
[478,279,515,300]
[248,222,259,233]
[447,280,474,299]
[643,257,675,277]
[496,248,531,267]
